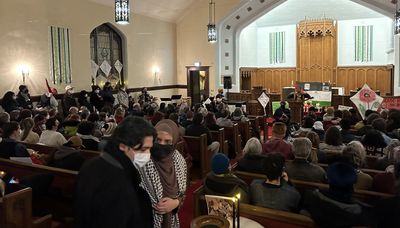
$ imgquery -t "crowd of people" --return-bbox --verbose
[0,83,399,227]
[202,103,400,227]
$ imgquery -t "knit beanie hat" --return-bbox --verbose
[211,153,229,174]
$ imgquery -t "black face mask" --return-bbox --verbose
[150,143,175,161]
[280,105,285,109]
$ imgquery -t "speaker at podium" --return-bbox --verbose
[282,87,295,101]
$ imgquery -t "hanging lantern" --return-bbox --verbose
[208,24,217,43]
[115,0,129,25]
[207,0,217,43]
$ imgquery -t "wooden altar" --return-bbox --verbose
[239,19,394,96]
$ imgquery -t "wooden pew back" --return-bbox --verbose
[183,134,213,178]
[234,171,393,205]
[210,128,228,155]
[193,185,316,228]
[223,123,241,156]
[0,158,77,197]
[0,187,52,228]
[24,143,100,162]
[235,120,251,147]
[249,115,268,142]
[318,163,384,177]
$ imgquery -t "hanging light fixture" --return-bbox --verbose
[115,0,130,25]
[395,0,400,35]
[207,0,217,43]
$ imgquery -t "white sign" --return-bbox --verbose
[257,92,270,108]
[338,105,353,111]
[350,84,383,119]
[307,91,332,102]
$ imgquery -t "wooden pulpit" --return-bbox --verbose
[288,101,303,124]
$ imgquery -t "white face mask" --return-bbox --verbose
[132,152,151,168]
[41,124,46,130]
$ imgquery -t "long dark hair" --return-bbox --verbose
[20,117,34,141]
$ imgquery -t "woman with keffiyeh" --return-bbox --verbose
[139,119,187,228]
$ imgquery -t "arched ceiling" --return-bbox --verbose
[254,0,388,27]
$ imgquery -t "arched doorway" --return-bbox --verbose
[90,23,125,88]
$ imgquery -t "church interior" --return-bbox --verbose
[1,0,400,227]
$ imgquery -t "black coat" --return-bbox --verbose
[16,92,33,109]
[75,152,153,228]
[63,94,77,115]
[2,99,19,113]
[90,92,104,112]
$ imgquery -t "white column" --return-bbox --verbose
[394,35,400,96]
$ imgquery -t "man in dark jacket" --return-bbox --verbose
[75,116,156,228]
[16,85,33,109]
[302,162,376,227]
[63,85,78,116]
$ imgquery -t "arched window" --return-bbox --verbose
[90,23,124,87]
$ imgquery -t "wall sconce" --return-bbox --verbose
[194,62,202,67]
[17,64,30,84]
[153,66,160,84]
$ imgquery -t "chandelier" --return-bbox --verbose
[115,0,129,24]
[396,0,400,35]
[207,0,217,43]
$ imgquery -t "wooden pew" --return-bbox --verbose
[210,128,228,155]
[235,120,251,147]
[24,143,101,162]
[234,171,393,205]
[223,123,242,156]
[318,163,384,177]
[0,158,77,221]
[193,185,316,228]
[365,155,379,169]
[249,115,268,143]
[183,134,214,178]
[0,158,77,197]
[0,187,52,228]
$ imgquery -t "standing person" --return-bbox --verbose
[78,90,92,110]
[16,85,33,110]
[76,116,156,228]
[139,87,152,103]
[90,85,103,112]
[1,91,20,113]
[63,85,78,116]
[117,84,129,109]
[139,119,187,228]
[101,82,115,108]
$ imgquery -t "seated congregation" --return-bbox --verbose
[0,84,399,228]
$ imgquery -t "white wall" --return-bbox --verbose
[0,0,177,97]
[239,18,394,68]
[256,25,296,67]
[239,24,258,67]
[239,24,296,68]
[337,18,394,66]
[394,35,400,96]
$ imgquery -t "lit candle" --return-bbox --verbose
[236,193,241,228]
